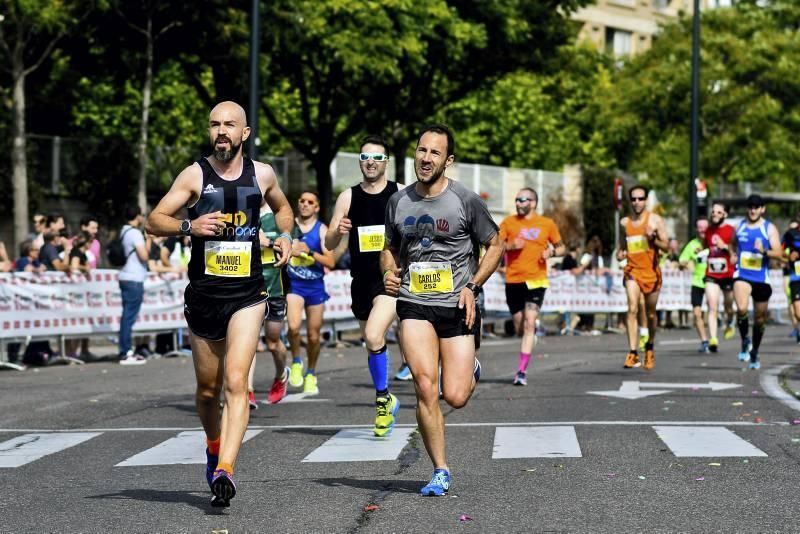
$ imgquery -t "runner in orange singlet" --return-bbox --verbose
[616,185,668,370]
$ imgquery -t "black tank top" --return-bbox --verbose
[347,181,398,279]
[188,157,264,298]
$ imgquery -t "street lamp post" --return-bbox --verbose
[248,0,260,160]
[688,0,701,240]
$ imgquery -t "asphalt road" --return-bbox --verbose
[2,326,800,533]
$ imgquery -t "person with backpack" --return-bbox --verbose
[116,205,151,365]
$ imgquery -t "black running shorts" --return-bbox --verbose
[350,275,389,322]
[184,284,268,341]
[266,296,286,323]
[704,276,734,291]
[396,300,480,349]
[504,283,547,315]
[791,281,800,303]
[691,286,705,308]
[734,279,772,303]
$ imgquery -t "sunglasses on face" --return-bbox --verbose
[630,197,647,202]
[359,152,389,162]
[515,197,532,203]
[299,199,317,205]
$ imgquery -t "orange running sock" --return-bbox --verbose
[216,461,234,475]
[206,437,220,455]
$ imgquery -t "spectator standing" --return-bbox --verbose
[39,231,70,272]
[117,205,151,365]
[68,232,91,274]
[15,240,45,273]
[76,215,101,269]
[0,242,12,272]
[30,213,46,249]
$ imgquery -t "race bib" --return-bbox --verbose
[290,253,315,267]
[260,246,276,265]
[409,262,453,294]
[708,257,727,273]
[626,235,649,254]
[794,262,800,277]
[740,251,763,271]
[358,225,385,253]
[525,279,549,290]
[204,241,251,277]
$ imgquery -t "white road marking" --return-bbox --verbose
[115,430,262,467]
[492,426,582,459]
[271,393,330,403]
[0,432,101,468]
[0,421,784,433]
[588,380,741,399]
[301,428,414,462]
[653,426,767,457]
[760,363,800,413]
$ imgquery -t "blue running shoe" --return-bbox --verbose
[698,341,710,354]
[420,468,450,497]
[738,337,752,362]
[748,353,760,370]
[210,469,236,507]
[205,448,218,489]
[394,363,413,381]
[473,358,481,383]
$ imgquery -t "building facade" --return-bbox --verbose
[573,0,733,56]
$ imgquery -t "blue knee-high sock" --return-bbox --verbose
[367,345,389,397]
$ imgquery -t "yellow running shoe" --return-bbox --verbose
[303,373,319,395]
[289,361,304,388]
[723,325,735,340]
[644,349,655,370]
[709,337,719,353]
[374,393,400,437]
[623,352,641,368]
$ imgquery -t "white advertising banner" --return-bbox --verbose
[0,268,789,339]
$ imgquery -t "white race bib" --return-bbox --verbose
[708,257,727,273]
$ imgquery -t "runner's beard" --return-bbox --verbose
[415,161,446,185]
[213,139,242,162]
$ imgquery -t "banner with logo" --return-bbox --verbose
[0,268,789,339]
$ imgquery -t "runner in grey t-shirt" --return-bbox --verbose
[380,124,504,498]
[385,179,498,307]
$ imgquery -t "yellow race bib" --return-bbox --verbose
[290,253,315,267]
[205,241,251,277]
[627,235,649,254]
[409,262,453,294]
[794,262,800,277]
[740,251,763,271]
[525,279,549,289]
[260,246,276,265]
[358,225,385,253]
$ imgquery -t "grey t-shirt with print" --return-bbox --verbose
[385,178,498,306]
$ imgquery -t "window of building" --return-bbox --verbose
[606,28,632,56]
[652,0,669,8]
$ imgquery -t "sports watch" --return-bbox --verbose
[465,282,482,296]
[179,219,192,236]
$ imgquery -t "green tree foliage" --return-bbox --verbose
[600,1,800,203]
[260,0,590,216]
[442,46,615,171]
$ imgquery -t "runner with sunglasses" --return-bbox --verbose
[499,187,565,386]
[704,202,737,353]
[616,185,668,370]
[325,135,404,437]
[286,191,336,395]
[733,194,785,369]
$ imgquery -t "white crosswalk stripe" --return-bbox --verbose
[492,426,583,458]
[301,429,415,462]
[0,432,102,468]
[653,426,768,457]
[0,424,772,468]
[115,430,263,467]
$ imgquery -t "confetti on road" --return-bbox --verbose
[754,417,764,423]
[791,419,800,426]
[731,402,744,406]
[459,515,473,522]
[364,504,379,512]
[695,476,705,482]
[638,476,646,480]
[708,463,721,467]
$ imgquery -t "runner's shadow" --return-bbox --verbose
[87,489,226,515]
[312,477,420,494]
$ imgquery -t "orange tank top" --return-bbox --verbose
[624,212,658,274]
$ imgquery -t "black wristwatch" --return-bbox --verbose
[465,282,482,296]
[179,219,192,236]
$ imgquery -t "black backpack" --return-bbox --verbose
[107,227,134,267]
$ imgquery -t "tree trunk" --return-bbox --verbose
[312,156,334,223]
[11,65,28,251]
[136,17,154,213]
